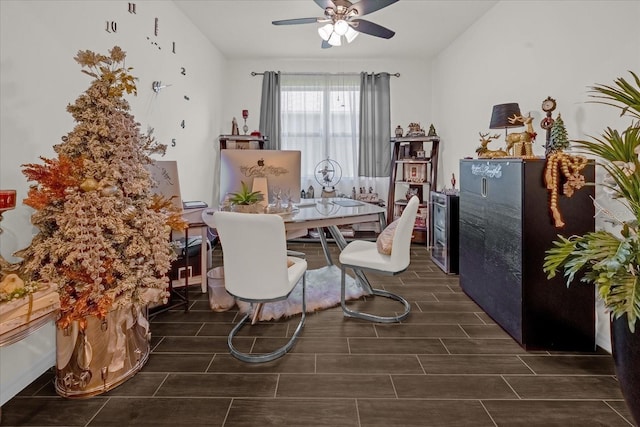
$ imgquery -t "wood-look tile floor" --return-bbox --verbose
[1,242,636,426]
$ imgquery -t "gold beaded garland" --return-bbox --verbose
[544,151,588,227]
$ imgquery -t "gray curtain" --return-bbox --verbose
[359,72,391,177]
[258,71,281,149]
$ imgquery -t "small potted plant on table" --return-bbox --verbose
[229,181,263,213]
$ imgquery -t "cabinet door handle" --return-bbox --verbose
[481,177,488,197]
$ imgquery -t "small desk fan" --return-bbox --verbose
[315,158,342,198]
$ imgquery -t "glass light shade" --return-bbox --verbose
[344,26,359,43]
[328,32,342,46]
[318,23,333,41]
[334,19,349,36]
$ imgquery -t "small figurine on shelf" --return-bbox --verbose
[231,117,239,135]
[405,187,419,201]
[307,185,314,198]
[428,124,438,137]
[395,125,403,137]
[407,123,425,136]
[451,173,456,189]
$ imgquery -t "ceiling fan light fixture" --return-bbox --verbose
[318,23,333,41]
[328,31,342,46]
[345,25,359,43]
[333,19,349,36]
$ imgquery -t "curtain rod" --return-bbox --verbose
[250,71,400,77]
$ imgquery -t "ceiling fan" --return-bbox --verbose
[272,0,398,48]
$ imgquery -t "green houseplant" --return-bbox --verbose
[543,71,639,424]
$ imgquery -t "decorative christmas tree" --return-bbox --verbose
[548,114,570,152]
[17,47,184,331]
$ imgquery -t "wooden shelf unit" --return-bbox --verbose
[387,136,440,244]
[218,134,267,150]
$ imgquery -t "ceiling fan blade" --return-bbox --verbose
[314,0,335,9]
[321,40,332,49]
[349,0,398,16]
[350,19,395,39]
[272,17,320,25]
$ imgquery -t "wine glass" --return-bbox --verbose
[0,190,17,234]
[242,110,249,135]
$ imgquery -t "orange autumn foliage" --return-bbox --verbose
[22,155,83,209]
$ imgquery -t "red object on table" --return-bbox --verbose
[0,190,16,211]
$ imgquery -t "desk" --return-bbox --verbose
[202,198,387,292]
[171,222,209,294]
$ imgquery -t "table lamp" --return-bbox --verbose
[489,103,523,139]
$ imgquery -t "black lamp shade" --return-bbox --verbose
[489,103,523,129]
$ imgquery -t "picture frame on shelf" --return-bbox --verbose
[403,164,426,183]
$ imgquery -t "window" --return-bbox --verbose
[280,74,360,189]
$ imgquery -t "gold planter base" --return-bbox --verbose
[55,305,150,398]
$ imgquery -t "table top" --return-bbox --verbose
[202,198,386,232]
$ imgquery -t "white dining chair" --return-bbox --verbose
[213,211,307,363]
[338,195,420,323]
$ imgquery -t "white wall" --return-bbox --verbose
[0,0,225,261]
[432,0,639,191]
[431,0,640,352]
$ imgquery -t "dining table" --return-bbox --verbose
[201,197,388,293]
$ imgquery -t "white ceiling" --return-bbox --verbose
[174,0,498,60]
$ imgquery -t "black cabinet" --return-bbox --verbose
[459,159,595,351]
[430,191,459,274]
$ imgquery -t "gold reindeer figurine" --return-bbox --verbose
[506,113,537,157]
[476,132,508,158]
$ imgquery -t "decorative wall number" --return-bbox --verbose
[180,67,186,76]
[105,21,117,33]
[171,139,176,147]
[172,42,176,54]
[154,17,159,36]
[184,95,190,101]
[180,120,186,129]
[128,2,136,14]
